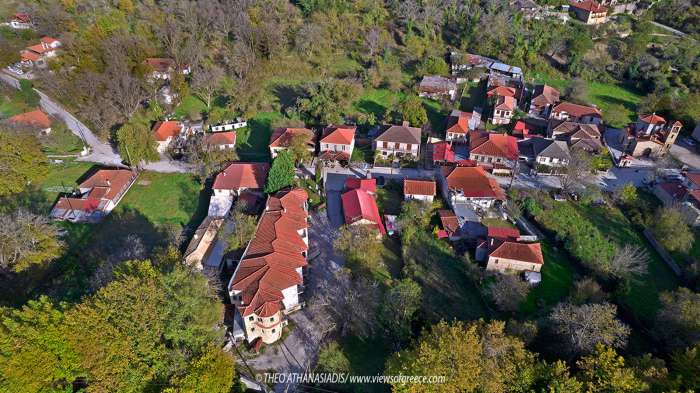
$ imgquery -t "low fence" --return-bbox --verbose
[642,229,682,277]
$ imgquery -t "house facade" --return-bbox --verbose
[570,0,608,24]
[319,125,356,163]
[269,127,315,159]
[445,110,479,143]
[550,102,603,124]
[204,131,236,150]
[469,131,519,173]
[212,162,270,197]
[439,165,506,209]
[529,85,560,118]
[21,37,61,68]
[9,13,32,29]
[228,188,309,346]
[373,122,422,161]
[152,121,183,153]
[620,114,682,158]
[403,179,436,203]
[486,240,544,272]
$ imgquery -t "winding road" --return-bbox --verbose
[1,71,192,173]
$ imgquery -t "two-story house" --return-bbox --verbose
[620,114,682,158]
[548,120,603,153]
[529,85,560,118]
[570,0,608,24]
[152,121,183,153]
[469,131,519,174]
[403,179,436,203]
[487,86,518,125]
[445,110,479,143]
[341,178,385,235]
[269,127,315,159]
[21,37,61,68]
[439,165,506,209]
[519,138,571,170]
[228,188,309,347]
[212,162,270,197]
[373,122,422,161]
[319,125,356,163]
[549,102,603,124]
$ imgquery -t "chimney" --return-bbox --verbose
[402,121,410,127]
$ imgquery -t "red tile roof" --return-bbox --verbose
[41,37,60,45]
[144,57,175,73]
[8,109,51,129]
[213,162,270,191]
[152,121,182,141]
[14,13,30,23]
[531,85,560,106]
[341,189,386,235]
[21,50,41,62]
[639,113,666,124]
[404,179,436,196]
[490,241,544,265]
[27,43,52,54]
[495,96,516,111]
[230,188,309,317]
[487,86,517,98]
[446,111,472,134]
[469,131,519,160]
[205,131,236,146]
[570,0,608,13]
[657,182,688,201]
[318,150,350,161]
[321,125,355,145]
[269,127,314,148]
[432,141,456,162]
[488,226,520,240]
[53,169,136,212]
[439,209,460,235]
[345,178,376,193]
[686,172,700,188]
[443,166,506,200]
[552,102,602,119]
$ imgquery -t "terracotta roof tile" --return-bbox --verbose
[205,131,236,146]
[490,241,544,265]
[269,127,314,148]
[345,178,376,193]
[9,109,51,129]
[639,113,666,124]
[552,102,602,119]
[404,179,436,196]
[152,121,182,141]
[469,131,519,160]
[213,162,269,191]
[432,141,456,162]
[443,166,506,200]
[321,125,355,145]
[341,189,386,234]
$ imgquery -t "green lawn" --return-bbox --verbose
[341,336,392,393]
[236,111,284,162]
[530,72,644,123]
[520,240,576,315]
[481,217,516,228]
[40,125,85,155]
[116,171,209,228]
[173,95,207,119]
[576,203,680,321]
[0,87,32,118]
[376,180,403,216]
[40,160,95,204]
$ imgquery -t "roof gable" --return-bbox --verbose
[375,124,421,145]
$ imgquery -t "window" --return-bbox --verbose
[272,329,276,333]
[258,318,262,322]
[270,317,275,322]
[250,327,255,332]
[249,316,254,321]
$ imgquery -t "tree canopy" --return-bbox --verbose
[0,128,48,197]
[265,150,295,193]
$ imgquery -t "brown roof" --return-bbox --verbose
[639,113,666,124]
[404,179,436,196]
[213,162,269,191]
[446,111,473,134]
[144,57,175,73]
[21,50,41,62]
[375,123,422,145]
[152,121,182,141]
[321,125,355,145]
[439,209,460,235]
[552,102,602,119]
[570,0,608,13]
[469,131,519,160]
[531,85,560,106]
[53,169,136,212]
[495,95,516,111]
[8,109,51,129]
[490,241,544,265]
[487,86,517,98]
[269,127,314,148]
[231,188,309,317]
[205,131,236,146]
[442,166,506,200]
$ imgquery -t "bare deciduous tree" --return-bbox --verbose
[486,273,530,313]
[608,244,650,281]
[191,64,224,111]
[560,149,593,192]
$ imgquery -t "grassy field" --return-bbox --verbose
[481,217,516,228]
[341,336,393,393]
[173,95,207,119]
[40,160,95,204]
[520,240,576,315]
[236,111,283,162]
[530,72,644,123]
[0,86,32,118]
[576,203,680,321]
[40,126,85,155]
[116,171,209,228]
[352,88,448,132]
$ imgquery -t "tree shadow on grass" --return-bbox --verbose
[355,99,389,122]
[272,84,306,113]
[179,179,211,239]
[594,94,638,113]
[0,208,170,307]
[237,117,273,162]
